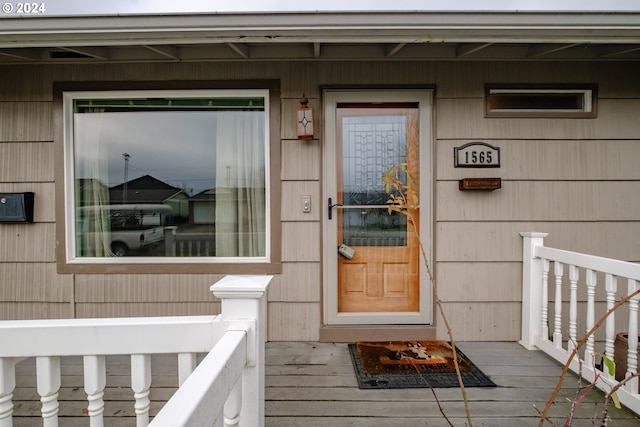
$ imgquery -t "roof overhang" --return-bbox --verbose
[1,11,639,63]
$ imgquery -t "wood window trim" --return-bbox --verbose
[485,83,598,118]
[53,80,282,275]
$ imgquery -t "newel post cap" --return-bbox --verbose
[519,232,549,239]
[210,275,272,299]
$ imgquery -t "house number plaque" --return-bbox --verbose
[454,142,500,168]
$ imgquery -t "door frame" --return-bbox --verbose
[322,89,434,326]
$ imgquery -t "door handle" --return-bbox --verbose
[328,197,343,220]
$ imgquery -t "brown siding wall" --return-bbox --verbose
[0,60,638,341]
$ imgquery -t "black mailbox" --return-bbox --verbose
[0,192,34,223]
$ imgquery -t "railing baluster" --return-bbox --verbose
[585,269,597,367]
[604,274,617,379]
[0,358,15,427]
[625,278,639,393]
[84,355,106,427]
[224,378,242,426]
[178,353,197,386]
[131,354,152,427]
[553,261,564,348]
[36,356,60,427]
[568,264,579,352]
[541,259,550,342]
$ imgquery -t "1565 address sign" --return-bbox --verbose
[454,142,500,168]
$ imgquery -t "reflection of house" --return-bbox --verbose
[189,187,265,228]
[189,189,216,225]
[110,175,189,223]
[75,178,109,207]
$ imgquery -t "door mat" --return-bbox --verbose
[349,341,496,389]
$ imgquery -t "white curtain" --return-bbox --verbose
[74,110,111,256]
[215,111,266,257]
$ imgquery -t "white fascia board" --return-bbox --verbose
[0,11,640,48]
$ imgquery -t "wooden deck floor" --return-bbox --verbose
[10,342,640,426]
[265,342,639,426]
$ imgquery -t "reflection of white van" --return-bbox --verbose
[78,204,172,256]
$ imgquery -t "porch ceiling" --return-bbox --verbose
[0,11,639,63]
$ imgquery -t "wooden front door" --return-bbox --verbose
[324,90,433,326]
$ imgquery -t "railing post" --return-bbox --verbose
[520,232,549,350]
[164,226,177,256]
[0,358,15,427]
[211,275,272,427]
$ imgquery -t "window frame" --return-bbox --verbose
[485,84,597,118]
[54,81,282,274]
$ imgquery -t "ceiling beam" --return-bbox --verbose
[598,45,640,58]
[57,46,110,60]
[143,45,180,60]
[527,43,582,58]
[456,43,493,57]
[0,48,41,60]
[225,42,249,58]
[386,43,406,57]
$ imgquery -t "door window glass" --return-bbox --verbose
[340,113,408,247]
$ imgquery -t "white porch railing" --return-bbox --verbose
[0,274,271,427]
[520,232,640,415]
[164,227,216,256]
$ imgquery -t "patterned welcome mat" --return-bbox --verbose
[349,341,496,389]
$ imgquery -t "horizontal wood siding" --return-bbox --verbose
[438,221,640,262]
[268,302,321,341]
[0,143,55,182]
[268,263,321,302]
[437,181,640,221]
[0,60,638,342]
[0,102,52,141]
[75,302,218,318]
[0,224,56,262]
[0,263,71,301]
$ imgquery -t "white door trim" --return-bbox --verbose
[322,89,434,326]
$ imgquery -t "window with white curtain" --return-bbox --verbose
[63,89,270,263]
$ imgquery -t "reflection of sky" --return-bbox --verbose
[75,111,218,196]
[6,0,640,15]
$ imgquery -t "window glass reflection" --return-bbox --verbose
[71,96,266,258]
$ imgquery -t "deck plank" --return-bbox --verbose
[8,342,640,426]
